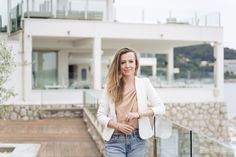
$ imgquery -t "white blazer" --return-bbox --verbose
[97,77,165,141]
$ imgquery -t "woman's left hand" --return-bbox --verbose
[125,112,139,121]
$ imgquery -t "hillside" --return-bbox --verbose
[225,47,236,59]
[172,45,236,79]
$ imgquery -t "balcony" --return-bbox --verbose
[7,0,221,33]
[8,0,106,33]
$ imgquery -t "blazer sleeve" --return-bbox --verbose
[97,90,111,127]
[144,78,165,115]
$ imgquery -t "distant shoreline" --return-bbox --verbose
[225,79,236,83]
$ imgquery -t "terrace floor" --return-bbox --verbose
[0,118,102,157]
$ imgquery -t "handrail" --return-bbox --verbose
[153,115,234,156]
[154,115,233,149]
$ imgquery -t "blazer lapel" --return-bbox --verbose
[109,102,117,119]
[135,77,142,112]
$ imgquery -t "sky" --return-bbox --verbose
[0,0,236,49]
[114,0,236,50]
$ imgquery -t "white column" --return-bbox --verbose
[19,31,24,101]
[58,51,68,88]
[213,43,224,99]
[93,37,102,90]
[167,48,174,83]
[23,32,32,102]
[7,0,11,34]
[152,64,156,77]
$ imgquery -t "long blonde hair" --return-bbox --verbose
[106,47,139,105]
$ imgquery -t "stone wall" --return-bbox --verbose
[83,108,106,156]
[229,116,236,138]
[0,104,83,120]
[165,102,231,143]
[164,102,233,157]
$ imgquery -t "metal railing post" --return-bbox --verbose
[154,116,157,157]
[190,130,193,157]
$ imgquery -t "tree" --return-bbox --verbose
[0,42,16,104]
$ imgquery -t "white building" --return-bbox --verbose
[225,60,236,74]
[0,0,224,105]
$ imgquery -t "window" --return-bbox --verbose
[69,65,78,86]
[32,51,58,89]
[81,68,87,81]
[140,66,152,76]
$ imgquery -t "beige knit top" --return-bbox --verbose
[115,87,139,131]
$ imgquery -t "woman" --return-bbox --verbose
[97,47,165,157]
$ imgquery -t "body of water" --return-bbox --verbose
[224,82,236,119]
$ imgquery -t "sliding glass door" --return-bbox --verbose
[32,51,58,89]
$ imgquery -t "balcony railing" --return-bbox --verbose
[0,15,7,32]
[114,6,221,27]
[9,1,22,33]
[8,0,106,32]
[154,116,234,157]
[7,0,221,33]
[31,73,214,90]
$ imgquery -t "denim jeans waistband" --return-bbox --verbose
[113,129,139,137]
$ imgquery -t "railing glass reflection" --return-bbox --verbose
[154,116,234,157]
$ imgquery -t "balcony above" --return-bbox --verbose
[7,0,222,33]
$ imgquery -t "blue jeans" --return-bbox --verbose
[105,129,147,157]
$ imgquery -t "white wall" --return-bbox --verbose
[25,19,223,43]
[157,87,223,103]
[10,90,84,105]
[58,50,69,87]
[2,36,23,104]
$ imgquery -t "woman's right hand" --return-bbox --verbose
[117,123,135,134]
